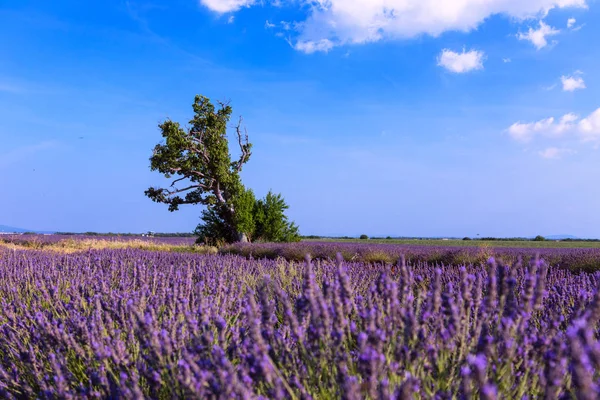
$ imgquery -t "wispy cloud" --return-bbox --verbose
[123,1,211,66]
[538,147,576,159]
[517,21,560,50]
[567,17,584,31]
[508,114,578,142]
[260,133,317,145]
[0,82,25,94]
[199,0,256,13]
[0,77,64,96]
[437,49,485,73]
[295,39,334,54]
[507,108,600,144]
[0,141,58,169]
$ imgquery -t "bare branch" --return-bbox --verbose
[170,176,187,187]
[217,99,232,109]
[162,184,207,198]
[213,181,234,214]
[234,116,251,172]
[165,165,206,179]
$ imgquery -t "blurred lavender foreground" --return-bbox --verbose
[1,248,600,398]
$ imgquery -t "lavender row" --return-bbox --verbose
[1,248,600,398]
[0,234,197,246]
[222,241,600,272]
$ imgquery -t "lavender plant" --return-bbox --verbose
[0,248,599,398]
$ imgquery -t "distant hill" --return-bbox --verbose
[545,234,579,240]
[0,225,30,233]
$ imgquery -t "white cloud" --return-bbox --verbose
[228,15,235,23]
[508,109,600,144]
[265,20,276,28]
[538,147,576,159]
[437,49,485,73]
[200,0,255,13]
[561,75,586,91]
[295,39,335,54]
[503,58,511,63]
[508,113,578,142]
[200,0,587,51]
[579,109,600,142]
[566,17,584,30]
[518,21,560,49]
[508,117,556,142]
[557,113,579,132]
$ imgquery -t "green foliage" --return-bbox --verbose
[463,237,472,241]
[253,191,300,243]
[533,235,546,242]
[146,95,299,244]
[232,187,257,239]
[194,206,235,247]
[195,190,299,245]
[359,234,369,240]
[145,95,250,213]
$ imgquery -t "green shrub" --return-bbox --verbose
[253,191,300,243]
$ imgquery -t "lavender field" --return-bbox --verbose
[222,241,600,273]
[0,234,197,247]
[1,245,600,398]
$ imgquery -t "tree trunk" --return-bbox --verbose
[237,232,249,243]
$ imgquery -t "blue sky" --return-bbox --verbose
[1,0,599,237]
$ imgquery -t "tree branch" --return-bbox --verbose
[234,116,251,172]
[183,143,211,164]
[217,99,232,109]
[170,176,187,187]
[168,165,206,179]
[211,181,236,214]
[162,184,207,197]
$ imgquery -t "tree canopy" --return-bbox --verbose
[145,95,299,245]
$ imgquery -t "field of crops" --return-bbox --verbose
[307,238,600,249]
[0,234,197,247]
[223,241,600,273]
[1,242,600,398]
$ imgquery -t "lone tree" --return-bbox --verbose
[145,95,300,245]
